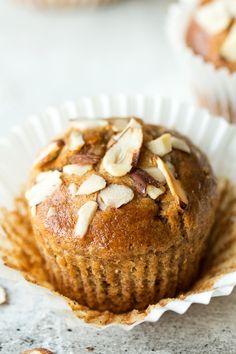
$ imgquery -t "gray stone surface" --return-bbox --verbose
[0,278,236,354]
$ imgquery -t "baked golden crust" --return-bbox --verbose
[26,117,218,313]
[186,0,236,72]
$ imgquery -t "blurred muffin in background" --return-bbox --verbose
[18,0,119,8]
[168,0,236,124]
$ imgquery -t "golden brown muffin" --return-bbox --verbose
[186,0,236,72]
[25,117,218,313]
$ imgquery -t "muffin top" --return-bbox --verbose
[25,117,217,259]
[186,0,236,72]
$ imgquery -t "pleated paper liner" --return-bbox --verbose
[0,95,236,329]
[167,0,236,124]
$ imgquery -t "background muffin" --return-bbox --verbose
[168,0,236,123]
[25,117,218,313]
[18,0,119,8]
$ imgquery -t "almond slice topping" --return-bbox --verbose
[74,201,98,238]
[146,185,165,200]
[77,174,106,195]
[103,119,143,177]
[0,286,6,305]
[195,1,231,35]
[171,137,191,153]
[68,183,78,196]
[33,139,64,168]
[130,168,162,196]
[25,170,62,207]
[68,130,85,151]
[142,167,166,183]
[156,157,188,209]
[47,207,56,218]
[70,119,108,130]
[63,164,92,176]
[220,23,236,62]
[69,153,101,166]
[97,184,134,211]
[146,133,172,157]
[111,118,129,132]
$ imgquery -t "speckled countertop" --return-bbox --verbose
[0,278,236,354]
[0,0,236,353]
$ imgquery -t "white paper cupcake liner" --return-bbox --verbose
[17,0,118,7]
[167,0,236,123]
[0,94,236,330]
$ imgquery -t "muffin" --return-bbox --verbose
[25,117,218,313]
[167,0,236,123]
[19,0,118,8]
[186,0,236,72]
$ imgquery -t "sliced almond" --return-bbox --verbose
[33,140,64,168]
[77,174,106,195]
[97,184,134,210]
[47,207,56,218]
[146,185,165,200]
[68,183,78,196]
[70,119,108,130]
[146,133,172,157]
[25,170,62,207]
[195,1,231,35]
[111,118,129,132]
[171,136,191,153]
[130,168,162,196]
[74,201,98,238]
[63,164,92,176]
[142,167,166,183]
[156,157,188,209]
[69,153,101,166]
[20,349,54,354]
[220,23,236,62]
[0,286,6,305]
[68,130,85,151]
[102,119,143,177]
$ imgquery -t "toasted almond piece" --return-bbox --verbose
[70,119,108,130]
[171,136,191,153]
[20,349,54,354]
[74,201,98,238]
[220,23,236,62]
[146,185,165,200]
[69,153,101,165]
[47,207,56,218]
[142,167,166,183]
[130,168,162,196]
[68,183,78,196]
[195,1,231,35]
[156,157,188,208]
[63,164,92,176]
[111,118,129,132]
[146,133,172,157]
[0,286,6,305]
[36,171,55,183]
[103,119,143,177]
[97,184,134,210]
[68,130,85,151]
[77,174,106,195]
[25,170,62,207]
[33,140,64,168]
